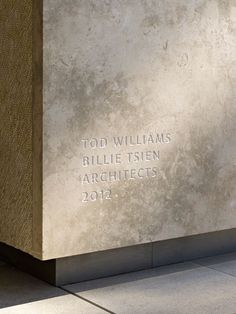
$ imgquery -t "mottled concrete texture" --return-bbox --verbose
[1,0,236,261]
[42,0,236,259]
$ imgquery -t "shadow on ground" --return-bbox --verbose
[0,262,65,310]
[63,261,202,293]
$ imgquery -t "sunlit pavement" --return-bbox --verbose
[1,253,236,314]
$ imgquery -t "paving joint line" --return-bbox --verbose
[59,286,116,314]
[192,261,236,280]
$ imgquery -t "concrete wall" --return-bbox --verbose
[42,0,236,259]
[0,1,34,254]
[0,0,43,259]
[1,0,236,261]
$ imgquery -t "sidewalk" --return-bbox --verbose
[1,252,236,313]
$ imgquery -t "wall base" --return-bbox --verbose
[1,228,236,286]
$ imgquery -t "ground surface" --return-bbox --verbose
[1,253,236,313]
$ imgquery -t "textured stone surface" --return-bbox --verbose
[0,0,43,259]
[0,1,33,254]
[42,0,236,259]
[1,0,236,261]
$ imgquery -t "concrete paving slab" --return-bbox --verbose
[0,295,105,314]
[0,263,105,314]
[194,252,236,277]
[65,262,236,314]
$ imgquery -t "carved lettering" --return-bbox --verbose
[80,132,172,201]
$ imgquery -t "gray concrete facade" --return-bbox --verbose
[42,0,236,259]
[1,0,236,265]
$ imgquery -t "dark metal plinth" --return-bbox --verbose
[1,228,236,286]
